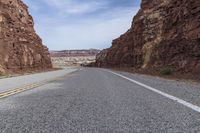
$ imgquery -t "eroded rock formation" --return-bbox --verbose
[50,49,100,67]
[96,0,200,74]
[0,0,52,73]
[50,49,100,57]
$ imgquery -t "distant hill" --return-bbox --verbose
[50,49,100,68]
[50,49,100,57]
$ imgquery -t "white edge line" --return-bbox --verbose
[107,70,200,113]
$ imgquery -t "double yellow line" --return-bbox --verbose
[0,77,60,99]
[0,69,79,99]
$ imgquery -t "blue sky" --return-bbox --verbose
[23,0,141,50]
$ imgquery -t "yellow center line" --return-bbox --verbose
[0,77,61,99]
[0,70,79,99]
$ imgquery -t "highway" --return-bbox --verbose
[0,68,200,132]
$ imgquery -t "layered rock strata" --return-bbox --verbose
[50,49,100,57]
[0,0,52,73]
[96,0,200,74]
[50,49,100,67]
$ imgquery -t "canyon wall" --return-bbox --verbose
[0,0,52,73]
[50,49,100,57]
[96,0,200,74]
[50,49,100,67]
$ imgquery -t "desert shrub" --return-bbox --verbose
[160,68,173,75]
[0,71,6,77]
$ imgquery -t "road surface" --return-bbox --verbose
[0,68,200,132]
[0,67,78,93]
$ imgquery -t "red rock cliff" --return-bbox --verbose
[0,0,52,73]
[96,0,200,74]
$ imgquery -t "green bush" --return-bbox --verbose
[0,71,6,77]
[160,68,173,75]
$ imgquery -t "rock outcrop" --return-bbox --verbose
[50,49,100,57]
[51,56,96,68]
[50,49,100,67]
[96,0,200,74]
[0,0,52,73]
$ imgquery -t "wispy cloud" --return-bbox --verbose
[42,0,108,15]
[23,0,140,50]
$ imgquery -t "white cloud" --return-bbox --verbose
[23,0,140,50]
[41,0,108,15]
[35,7,139,50]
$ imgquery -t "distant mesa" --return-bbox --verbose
[0,0,52,74]
[50,49,100,68]
[95,0,200,76]
[50,49,100,57]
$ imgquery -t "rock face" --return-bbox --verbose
[0,0,52,73]
[96,0,200,74]
[50,49,100,57]
[51,56,96,68]
[50,49,100,67]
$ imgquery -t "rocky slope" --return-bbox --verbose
[50,49,100,67]
[96,0,200,75]
[0,0,52,74]
[50,49,100,57]
[51,56,96,68]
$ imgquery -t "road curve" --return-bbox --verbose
[0,68,199,132]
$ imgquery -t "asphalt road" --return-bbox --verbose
[0,67,78,93]
[0,68,200,132]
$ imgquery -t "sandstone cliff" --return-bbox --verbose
[96,0,200,74]
[50,49,100,57]
[0,0,52,74]
[50,49,100,67]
